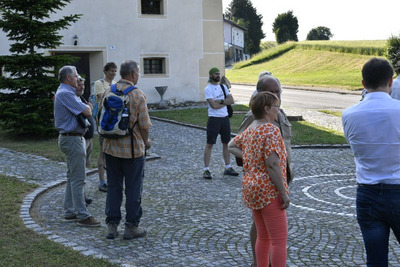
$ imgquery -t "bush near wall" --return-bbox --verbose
[233,42,297,69]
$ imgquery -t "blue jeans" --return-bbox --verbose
[59,135,90,220]
[105,154,145,226]
[356,185,400,267]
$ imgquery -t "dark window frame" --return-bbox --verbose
[141,0,162,15]
[143,57,165,74]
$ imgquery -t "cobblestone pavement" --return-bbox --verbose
[3,119,400,266]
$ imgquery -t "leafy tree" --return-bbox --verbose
[272,10,298,44]
[306,26,333,40]
[225,0,265,55]
[0,0,80,136]
[385,34,400,74]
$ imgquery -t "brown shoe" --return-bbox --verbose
[106,223,118,239]
[123,224,146,239]
[77,216,101,227]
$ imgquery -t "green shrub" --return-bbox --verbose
[260,41,277,50]
[233,42,297,69]
[385,35,400,74]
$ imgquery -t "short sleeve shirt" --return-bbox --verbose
[54,83,87,133]
[94,79,116,102]
[204,83,230,117]
[234,123,288,210]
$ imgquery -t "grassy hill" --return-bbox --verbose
[226,40,387,90]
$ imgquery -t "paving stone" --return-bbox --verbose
[3,117,400,266]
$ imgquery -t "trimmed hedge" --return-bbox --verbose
[233,42,297,69]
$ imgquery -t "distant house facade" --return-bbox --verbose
[0,0,225,103]
[223,16,246,66]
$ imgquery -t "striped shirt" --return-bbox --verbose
[54,83,87,134]
[102,79,152,158]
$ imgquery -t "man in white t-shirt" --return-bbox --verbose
[203,67,238,179]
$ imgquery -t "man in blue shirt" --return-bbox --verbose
[342,58,400,266]
[54,65,100,227]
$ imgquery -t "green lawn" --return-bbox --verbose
[0,131,100,168]
[227,48,379,90]
[0,106,346,165]
[0,174,115,266]
[319,110,343,117]
[150,106,346,145]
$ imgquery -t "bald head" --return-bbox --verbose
[256,75,282,99]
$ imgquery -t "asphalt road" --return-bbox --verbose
[231,84,362,111]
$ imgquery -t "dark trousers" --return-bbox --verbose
[105,153,145,226]
[356,185,400,267]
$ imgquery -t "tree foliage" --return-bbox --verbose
[225,0,265,55]
[306,26,333,40]
[385,34,400,74]
[272,10,298,44]
[0,0,80,136]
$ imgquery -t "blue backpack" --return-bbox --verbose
[98,84,136,138]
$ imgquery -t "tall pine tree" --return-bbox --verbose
[0,0,80,136]
[225,0,265,55]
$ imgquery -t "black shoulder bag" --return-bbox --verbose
[220,84,233,118]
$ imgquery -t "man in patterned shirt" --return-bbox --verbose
[100,60,152,240]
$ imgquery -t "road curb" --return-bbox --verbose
[231,83,362,95]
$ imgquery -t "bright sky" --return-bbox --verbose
[222,0,400,41]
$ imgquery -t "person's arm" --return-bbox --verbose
[265,151,290,210]
[94,80,105,104]
[224,94,234,105]
[207,98,227,109]
[81,105,92,118]
[228,139,242,158]
[136,95,152,149]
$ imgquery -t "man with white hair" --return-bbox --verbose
[54,65,100,227]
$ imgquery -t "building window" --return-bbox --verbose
[144,58,165,74]
[141,0,162,15]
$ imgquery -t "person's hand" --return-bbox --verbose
[145,139,152,149]
[281,194,290,210]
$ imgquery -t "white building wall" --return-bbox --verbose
[0,0,224,103]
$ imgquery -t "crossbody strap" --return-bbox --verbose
[220,84,227,99]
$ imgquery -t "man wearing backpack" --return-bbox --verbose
[94,62,118,192]
[100,60,152,240]
[203,67,238,179]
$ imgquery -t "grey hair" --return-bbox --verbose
[258,71,272,80]
[120,60,139,78]
[77,74,85,82]
[256,72,282,92]
[59,66,76,83]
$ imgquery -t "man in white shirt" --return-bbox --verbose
[342,58,400,266]
[203,67,238,179]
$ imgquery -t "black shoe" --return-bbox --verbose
[99,183,107,192]
[85,197,92,205]
[203,170,212,179]
[223,167,239,176]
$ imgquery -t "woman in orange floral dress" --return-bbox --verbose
[228,91,289,267]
